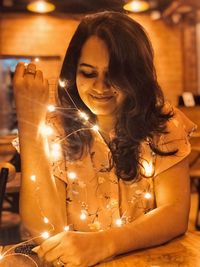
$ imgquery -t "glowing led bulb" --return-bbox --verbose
[80,210,87,220]
[47,105,56,112]
[0,254,3,260]
[115,218,122,227]
[142,161,154,177]
[35,57,39,62]
[68,171,77,180]
[144,192,152,199]
[30,175,36,182]
[43,217,49,224]
[64,225,70,231]
[51,143,60,151]
[92,125,99,132]
[51,143,61,160]
[59,79,67,88]
[79,111,89,121]
[41,231,50,239]
[40,124,53,136]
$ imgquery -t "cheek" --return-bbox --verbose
[76,79,90,106]
[76,76,83,91]
[76,76,90,94]
[116,92,126,105]
[76,78,85,97]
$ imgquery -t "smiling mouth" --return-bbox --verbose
[90,94,114,101]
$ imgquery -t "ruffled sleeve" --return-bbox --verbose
[140,107,197,178]
[46,112,68,184]
[154,107,197,176]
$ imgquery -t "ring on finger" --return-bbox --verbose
[56,258,65,266]
[25,68,36,75]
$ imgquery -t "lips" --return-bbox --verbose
[90,94,114,101]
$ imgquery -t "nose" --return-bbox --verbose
[93,75,111,94]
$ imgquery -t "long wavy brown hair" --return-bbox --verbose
[57,11,177,181]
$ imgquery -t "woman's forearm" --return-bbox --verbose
[104,203,188,258]
[104,159,190,258]
[18,122,65,239]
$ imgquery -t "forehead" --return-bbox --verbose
[78,36,109,68]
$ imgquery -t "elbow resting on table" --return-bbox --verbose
[163,202,190,239]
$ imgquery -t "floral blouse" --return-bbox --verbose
[45,107,197,232]
[14,107,196,232]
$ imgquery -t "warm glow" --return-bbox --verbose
[59,79,67,88]
[142,161,154,177]
[80,210,87,220]
[30,175,36,182]
[115,218,123,226]
[51,143,60,151]
[43,217,49,224]
[123,0,150,12]
[50,143,61,160]
[40,124,53,136]
[92,125,99,132]
[144,192,152,199]
[41,231,50,239]
[79,111,89,121]
[67,171,77,180]
[27,1,55,13]
[0,254,3,260]
[34,57,40,62]
[64,225,70,231]
[47,105,56,112]
[50,143,62,160]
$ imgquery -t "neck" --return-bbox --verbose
[96,115,116,142]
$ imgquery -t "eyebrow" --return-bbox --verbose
[79,63,96,69]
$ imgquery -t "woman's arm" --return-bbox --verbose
[108,156,190,255]
[35,157,190,266]
[13,63,66,241]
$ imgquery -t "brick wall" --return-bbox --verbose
[0,13,183,105]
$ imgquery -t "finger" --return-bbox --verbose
[52,258,67,267]
[14,62,25,79]
[44,78,49,99]
[24,63,36,78]
[38,232,63,258]
[44,244,64,262]
[32,245,40,253]
[43,78,49,88]
[35,70,43,81]
[26,63,36,72]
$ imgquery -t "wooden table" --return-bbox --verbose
[0,230,200,267]
[98,231,200,267]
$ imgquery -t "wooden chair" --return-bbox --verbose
[190,168,200,230]
[179,106,200,230]
[0,165,21,245]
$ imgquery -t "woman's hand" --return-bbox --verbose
[13,62,49,127]
[33,230,114,267]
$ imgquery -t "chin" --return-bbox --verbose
[91,108,116,116]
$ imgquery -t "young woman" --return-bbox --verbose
[13,11,195,267]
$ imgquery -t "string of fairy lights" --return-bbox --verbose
[0,78,154,264]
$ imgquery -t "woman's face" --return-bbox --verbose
[76,36,126,117]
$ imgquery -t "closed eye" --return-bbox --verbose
[78,70,97,78]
